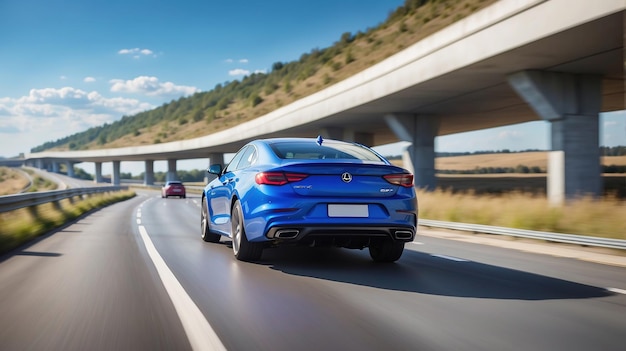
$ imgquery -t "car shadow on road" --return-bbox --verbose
[264,246,613,301]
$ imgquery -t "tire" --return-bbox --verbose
[369,240,405,262]
[231,200,263,261]
[201,197,221,243]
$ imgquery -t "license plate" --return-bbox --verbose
[328,204,369,217]
[173,189,181,192]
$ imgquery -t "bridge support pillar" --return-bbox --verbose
[112,161,121,185]
[166,159,178,182]
[52,162,60,173]
[94,162,103,183]
[144,160,155,186]
[508,70,602,204]
[65,161,75,177]
[385,113,439,190]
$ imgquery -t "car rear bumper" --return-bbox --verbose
[265,225,416,242]
[165,191,186,196]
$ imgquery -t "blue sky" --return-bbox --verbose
[0,0,624,175]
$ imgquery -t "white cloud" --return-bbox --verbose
[226,59,249,64]
[229,68,250,76]
[0,87,155,156]
[4,87,152,118]
[84,76,96,83]
[109,76,198,97]
[60,76,68,80]
[118,48,156,57]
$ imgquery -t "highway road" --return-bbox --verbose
[0,190,625,351]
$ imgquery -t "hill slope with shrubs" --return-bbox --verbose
[32,0,496,152]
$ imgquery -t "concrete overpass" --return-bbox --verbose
[25,0,625,203]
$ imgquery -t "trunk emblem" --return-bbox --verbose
[341,172,352,183]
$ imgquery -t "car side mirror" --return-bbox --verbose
[208,164,223,175]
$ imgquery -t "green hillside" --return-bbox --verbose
[32,0,496,153]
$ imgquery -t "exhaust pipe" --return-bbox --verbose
[275,229,299,239]
[394,230,413,240]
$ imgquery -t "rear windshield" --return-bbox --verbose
[270,141,384,162]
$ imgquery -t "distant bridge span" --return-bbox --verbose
[25,0,626,203]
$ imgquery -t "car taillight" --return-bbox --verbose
[255,172,308,185]
[383,174,414,187]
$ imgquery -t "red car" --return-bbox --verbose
[161,181,186,198]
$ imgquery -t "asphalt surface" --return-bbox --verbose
[0,190,625,351]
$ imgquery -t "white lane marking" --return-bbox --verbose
[409,241,424,245]
[607,287,626,295]
[137,212,141,218]
[431,254,469,262]
[136,219,141,225]
[137,225,226,351]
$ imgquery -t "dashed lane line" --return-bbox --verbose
[431,254,469,262]
[607,287,626,295]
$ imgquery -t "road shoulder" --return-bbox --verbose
[418,226,626,268]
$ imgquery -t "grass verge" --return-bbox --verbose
[417,189,626,240]
[0,190,136,255]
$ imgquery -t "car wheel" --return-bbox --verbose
[201,198,220,243]
[369,240,405,262]
[231,200,263,262]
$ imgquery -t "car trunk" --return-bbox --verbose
[272,162,406,198]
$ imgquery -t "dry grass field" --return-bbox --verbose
[417,189,626,239]
[0,167,58,195]
[436,153,626,172]
[436,174,626,197]
[0,167,29,195]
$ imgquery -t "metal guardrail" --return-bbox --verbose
[0,186,128,213]
[419,219,626,250]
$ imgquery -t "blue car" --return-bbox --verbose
[200,137,417,262]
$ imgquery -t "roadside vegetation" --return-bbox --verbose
[417,189,626,240]
[0,167,29,195]
[24,172,57,192]
[0,190,136,254]
[0,167,59,194]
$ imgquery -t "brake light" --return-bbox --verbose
[383,174,414,187]
[255,172,308,185]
